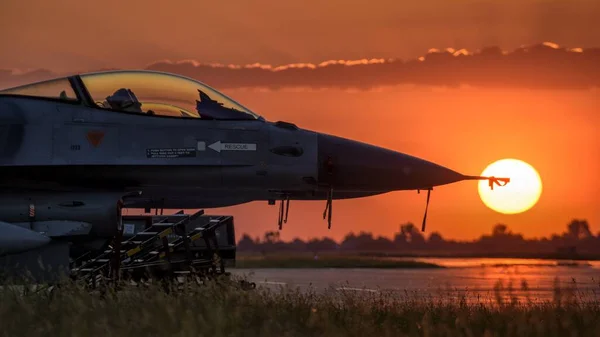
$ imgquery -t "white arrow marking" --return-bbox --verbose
[208,141,221,152]
[208,141,257,153]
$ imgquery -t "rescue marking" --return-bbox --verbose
[197,141,206,151]
[146,147,196,158]
[86,131,105,147]
[208,141,257,153]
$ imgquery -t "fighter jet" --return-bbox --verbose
[0,70,509,282]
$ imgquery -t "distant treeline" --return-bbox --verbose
[238,219,600,259]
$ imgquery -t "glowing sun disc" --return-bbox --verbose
[478,158,542,214]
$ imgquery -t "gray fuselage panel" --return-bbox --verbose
[0,96,324,207]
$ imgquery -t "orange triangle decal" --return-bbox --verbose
[87,131,105,147]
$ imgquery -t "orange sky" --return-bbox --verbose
[198,86,599,242]
[1,0,599,241]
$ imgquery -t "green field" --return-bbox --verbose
[2,276,599,337]
[233,253,442,269]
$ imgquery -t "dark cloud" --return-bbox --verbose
[1,42,599,90]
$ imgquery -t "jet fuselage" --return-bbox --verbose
[0,95,466,210]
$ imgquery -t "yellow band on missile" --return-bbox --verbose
[159,228,173,238]
[126,246,141,256]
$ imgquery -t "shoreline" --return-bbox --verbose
[233,255,443,269]
[238,251,600,261]
[355,251,600,261]
[232,253,598,269]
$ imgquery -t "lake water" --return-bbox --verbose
[230,257,600,303]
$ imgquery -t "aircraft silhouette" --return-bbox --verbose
[0,70,509,283]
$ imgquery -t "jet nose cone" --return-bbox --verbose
[317,134,464,191]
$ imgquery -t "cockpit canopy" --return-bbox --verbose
[0,77,78,102]
[80,70,262,120]
[0,70,262,121]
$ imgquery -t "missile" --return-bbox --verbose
[0,221,51,255]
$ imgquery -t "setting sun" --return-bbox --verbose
[478,159,543,214]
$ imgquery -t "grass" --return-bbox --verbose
[1,275,599,337]
[234,254,442,269]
